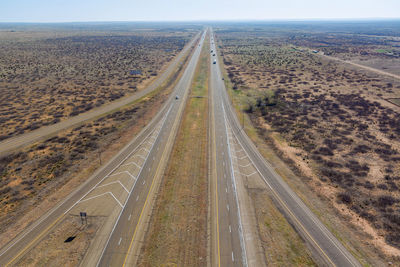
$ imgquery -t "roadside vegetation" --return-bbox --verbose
[215,23,400,264]
[138,38,209,267]
[0,24,197,141]
[0,33,196,249]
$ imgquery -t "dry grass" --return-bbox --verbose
[0,37,195,249]
[250,188,316,266]
[216,24,400,263]
[16,215,105,267]
[0,24,196,141]
[138,38,209,267]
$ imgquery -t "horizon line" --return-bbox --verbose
[1,17,400,24]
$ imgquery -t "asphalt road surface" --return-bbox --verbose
[0,31,206,267]
[0,32,200,155]
[210,28,361,267]
[1,28,363,267]
[209,34,247,267]
[97,30,207,267]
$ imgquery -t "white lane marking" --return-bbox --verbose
[96,104,174,267]
[136,196,139,201]
[153,156,155,161]
[223,162,225,166]
[227,204,229,211]
[98,181,129,193]
[222,103,248,267]
[128,214,132,221]
[226,188,228,193]
[63,118,160,216]
[239,163,251,168]
[232,252,234,262]
[137,154,146,160]
[142,180,146,185]
[145,140,154,146]
[109,171,136,180]
[141,147,150,153]
[80,192,123,208]
[229,225,232,233]
[121,161,141,169]
[247,171,257,177]
[118,237,122,245]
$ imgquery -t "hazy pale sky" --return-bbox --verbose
[1,0,399,22]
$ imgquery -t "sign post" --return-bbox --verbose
[80,212,87,225]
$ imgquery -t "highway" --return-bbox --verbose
[209,35,247,266]
[1,27,363,267]
[96,30,206,267]
[210,28,361,267]
[0,30,206,267]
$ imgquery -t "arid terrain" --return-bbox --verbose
[215,22,400,263]
[0,23,198,248]
[0,23,196,141]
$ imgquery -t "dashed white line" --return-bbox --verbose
[229,225,232,233]
[136,196,139,201]
[128,214,132,221]
[118,237,122,246]
[232,252,234,262]
[227,204,230,211]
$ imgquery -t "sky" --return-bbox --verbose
[0,0,399,22]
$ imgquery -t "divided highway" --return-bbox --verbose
[1,27,363,267]
[0,30,206,267]
[210,28,361,267]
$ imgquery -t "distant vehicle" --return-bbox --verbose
[210,50,213,53]
[175,95,179,99]
[222,77,224,80]
[213,54,216,56]
[213,59,216,64]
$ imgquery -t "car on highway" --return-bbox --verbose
[213,53,216,56]
[175,95,179,99]
[213,59,216,64]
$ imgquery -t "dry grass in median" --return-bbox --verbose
[138,39,209,267]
